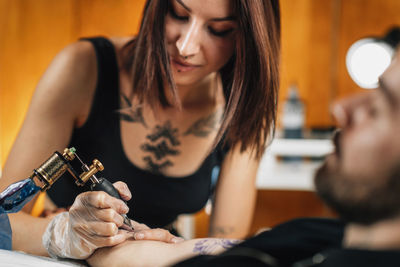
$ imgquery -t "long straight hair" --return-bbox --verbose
[123,0,281,158]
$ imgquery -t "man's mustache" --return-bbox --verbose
[333,129,341,157]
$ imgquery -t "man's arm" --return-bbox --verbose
[87,238,241,267]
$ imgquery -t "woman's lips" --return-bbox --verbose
[171,58,200,72]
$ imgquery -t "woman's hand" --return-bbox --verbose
[42,181,182,259]
[130,220,184,244]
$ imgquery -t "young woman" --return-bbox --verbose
[0,0,280,259]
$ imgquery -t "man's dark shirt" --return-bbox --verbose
[175,218,400,267]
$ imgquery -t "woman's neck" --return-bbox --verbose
[343,216,400,250]
[166,72,221,109]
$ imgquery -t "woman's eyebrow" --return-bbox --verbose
[176,0,236,22]
[176,0,191,12]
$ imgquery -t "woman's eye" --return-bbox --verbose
[208,27,234,37]
[169,6,188,21]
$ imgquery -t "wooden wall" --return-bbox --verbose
[1,0,400,235]
[0,0,146,166]
[2,0,400,165]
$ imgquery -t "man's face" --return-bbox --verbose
[315,50,400,224]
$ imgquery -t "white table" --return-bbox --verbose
[256,138,334,191]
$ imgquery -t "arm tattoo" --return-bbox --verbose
[193,239,240,255]
[183,109,223,137]
[117,93,148,127]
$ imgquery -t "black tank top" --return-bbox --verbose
[47,37,228,228]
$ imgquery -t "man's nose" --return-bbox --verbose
[331,102,349,128]
[331,93,370,128]
[176,20,201,58]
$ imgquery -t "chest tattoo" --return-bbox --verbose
[141,140,180,160]
[118,95,223,174]
[183,109,223,137]
[146,121,181,146]
[117,94,148,128]
[141,121,181,173]
[143,156,173,174]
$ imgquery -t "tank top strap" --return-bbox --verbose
[80,37,120,116]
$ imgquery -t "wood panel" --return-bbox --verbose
[194,189,336,238]
[336,0,400,99]
[1,1,400,232]
[0,0,146,167]
[0,0,76,166]
[279,0,337,128]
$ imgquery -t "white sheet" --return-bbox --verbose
[0,249,87,267]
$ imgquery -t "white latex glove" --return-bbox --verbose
[43,181,132,259]
[42,181,183,259]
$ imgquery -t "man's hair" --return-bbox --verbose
[122,0,281,158]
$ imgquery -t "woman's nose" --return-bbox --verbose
[176,20,201,58]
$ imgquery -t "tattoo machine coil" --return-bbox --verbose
[0,147,133,230]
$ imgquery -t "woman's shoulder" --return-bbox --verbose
[45,40,98,90]
[108,36,134,51]
[30,40,99,126]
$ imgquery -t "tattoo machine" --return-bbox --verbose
[0,147,134,231]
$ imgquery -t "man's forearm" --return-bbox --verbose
[88,238,241,267]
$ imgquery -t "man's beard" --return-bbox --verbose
[315,161,400,225]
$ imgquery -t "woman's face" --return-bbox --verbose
[165,0,237,87]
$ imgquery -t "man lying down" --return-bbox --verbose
[87,50,400,267]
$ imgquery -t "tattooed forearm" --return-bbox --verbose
[183,109,223,137]
[193,239,241,255]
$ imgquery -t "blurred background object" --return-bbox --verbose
[346,27,400,89]
[281,84,305,140]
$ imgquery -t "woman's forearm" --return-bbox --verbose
[88,238,241,267]
[9,212,53,256]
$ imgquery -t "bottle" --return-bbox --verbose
[282,84,305,139]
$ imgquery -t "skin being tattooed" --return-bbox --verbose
[193,239,241,255]
[117,93,148,128]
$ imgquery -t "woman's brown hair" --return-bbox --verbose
[124,0,281,158]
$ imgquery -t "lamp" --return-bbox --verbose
[346,27,400,89]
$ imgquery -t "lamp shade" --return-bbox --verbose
[346,27,400,89]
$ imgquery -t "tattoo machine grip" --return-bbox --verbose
[90,178,134,230]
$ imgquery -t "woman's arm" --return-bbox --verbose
[88,238,241,267]
[209,144,260,238]
[0,41,98,255]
